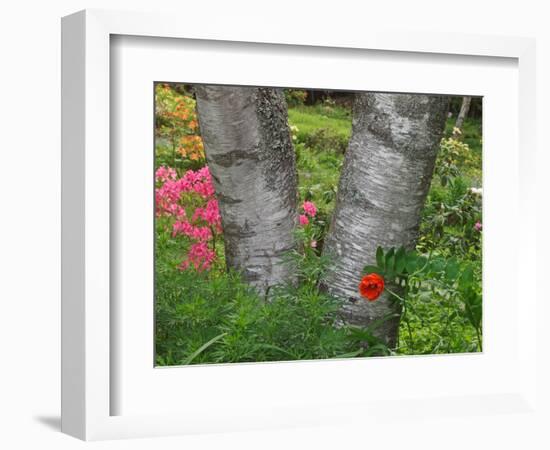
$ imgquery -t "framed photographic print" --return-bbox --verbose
[61,9,538,441]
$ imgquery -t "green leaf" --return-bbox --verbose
[429,258,445,274]
[395,247,406,274]
[459,265,474,290]
[363,265,383,276]
[182,332,227,365]
[364,344,390,357]
[254,343,297,359]
[405,251,418,273]
[464,298,481,329]
[416,255,428,272]
[376,246,385,269]
[335,349,364,358]
[346,325,377,345]
[463,290,482,329]
[385,248,395,273]
[444,259,460,281]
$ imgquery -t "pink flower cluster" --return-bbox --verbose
[155,166,177,183]
[156,166,215,217]
[303,201,317,217]
[298,200,317,226]
[180,242,216,272]
[155,165,222,271]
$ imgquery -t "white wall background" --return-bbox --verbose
[0,1,548,449]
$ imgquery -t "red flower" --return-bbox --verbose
[359,273,385,301]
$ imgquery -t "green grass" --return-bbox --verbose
[288,103,352,144]
[295,146,342,213]
[289,103,351,219]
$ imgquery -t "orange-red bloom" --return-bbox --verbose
[359,273,385,301]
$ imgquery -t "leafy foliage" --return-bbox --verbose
[155,83,205,170]
[363,246,482,353]
[284,89,308,107]
[156,223,389,366]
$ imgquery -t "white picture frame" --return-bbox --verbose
[61,9,538,441]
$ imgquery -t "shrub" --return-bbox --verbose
[419,177,482,259]
[362,246,482,354]
[302,127,349,154]
[284,89,308,107]
[155,84,206,170]
[155,165,222,271]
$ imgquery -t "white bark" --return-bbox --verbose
[194,86,298,294]
[322,93,448,345]
[455,96,472,130]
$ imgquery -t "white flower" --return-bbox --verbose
[470,187,482,196]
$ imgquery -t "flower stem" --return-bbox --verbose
[475,327,483,352]
[384,287,406,303]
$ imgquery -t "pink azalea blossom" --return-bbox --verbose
[155,165,177,183]
[180,242,216,271]
[155,165,222,271]
[310,240,317,248]
[302,201,317,217]
[299,214,309,226]
[474,221,482,232]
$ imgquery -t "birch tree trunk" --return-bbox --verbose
[194,86,298,294]
[455,96,472,130]
[322,93,448,346]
